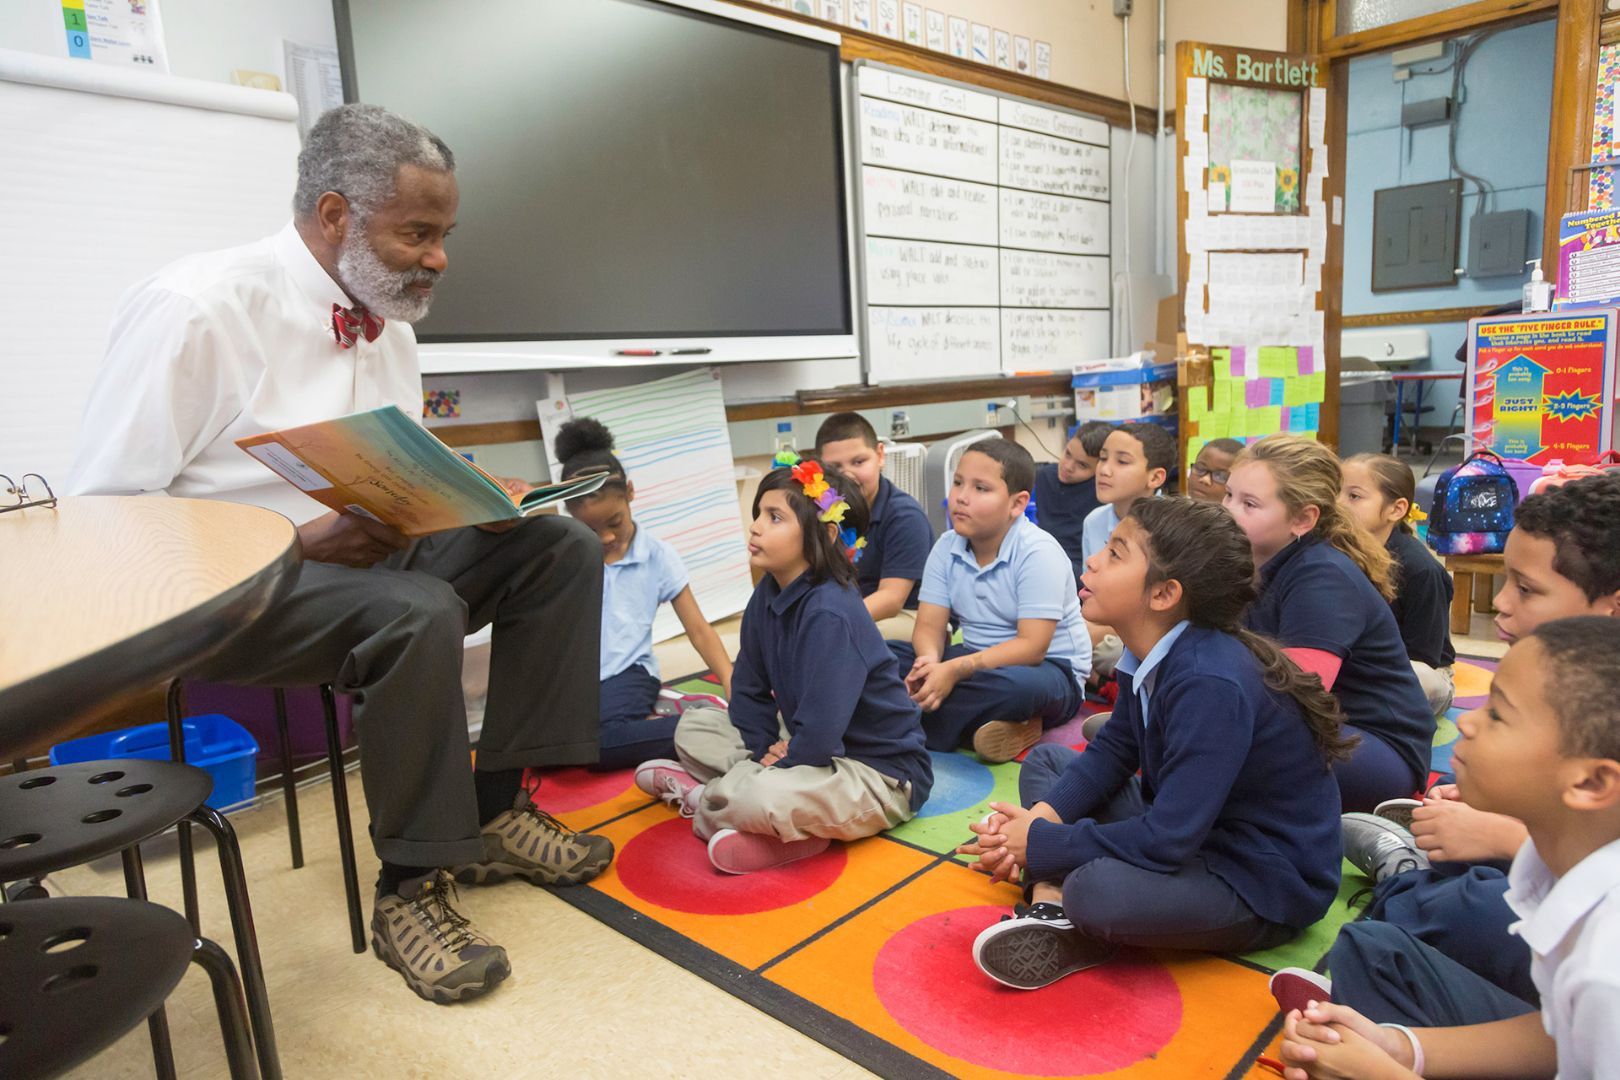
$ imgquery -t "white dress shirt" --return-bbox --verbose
[69,221,423,525]
[1505,835,1620,1079]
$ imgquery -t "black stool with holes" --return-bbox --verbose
[0,896,257,1079]
[0,761,279,1080]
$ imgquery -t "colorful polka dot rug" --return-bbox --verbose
[529,657,1495,1079]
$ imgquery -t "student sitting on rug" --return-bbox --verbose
[1224,435,1435,813]
[1322,474,1620,1009]
[555,417,734,771]
[1339,452,1456,716]
[813,412,934,627]
[1274,618,1620,1080]
[1187,437,1244,504]
[630,456,932,874]
[959,497,1347,990]
[1032,419,1112,583]
[888,438,1091,764]
[1080,422,1176,678]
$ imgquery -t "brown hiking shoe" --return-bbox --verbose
[452,791,614,887]
[371,870,510,1005]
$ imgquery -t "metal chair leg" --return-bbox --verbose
[122,846,178,1080]
[165,679,201,934]
[191,936,262,1080]
[190,805,281,1080]
[320,684,366,955]
[272,690,304,870]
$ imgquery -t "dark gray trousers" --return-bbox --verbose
[195,515,603,867]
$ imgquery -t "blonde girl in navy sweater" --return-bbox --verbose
[1225,435,1436,812]
[634,455,933,875]
[962,498,1347,989]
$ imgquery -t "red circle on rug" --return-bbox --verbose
[873,905,1182,1073]
[530,767,634,814]
[616,817,847,915]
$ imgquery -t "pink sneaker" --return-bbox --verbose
[634,759,700,816]
[706,829,830,874]
[1269,967,1333,1016]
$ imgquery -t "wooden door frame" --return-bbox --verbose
[1286,0,1598,386]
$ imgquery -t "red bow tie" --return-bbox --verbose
[332,303,384,348]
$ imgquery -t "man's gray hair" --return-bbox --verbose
[293,103,455,219]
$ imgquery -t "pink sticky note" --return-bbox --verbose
[1297,347,1315,375]
[1245,379,1271,408]
[1230,347,1250,379]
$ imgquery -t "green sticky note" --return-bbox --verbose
[1302,372,1326,402]
[1283,376,1310,407]
[1211,380,1233,413]
[1250,406,1283,435]
[1189,389,1208,421]
[1186,437,1207,470]
[1258,347,1295,379]
[1200,413,1229,438]
[1214,358,1231,383]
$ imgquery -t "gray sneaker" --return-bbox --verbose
[452,791,614,887]
[1342,812,1431,883]
[371,870,510,1005]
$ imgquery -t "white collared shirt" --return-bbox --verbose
[1505,835,1620,1078]
[68,221,423,525]
[1114,619,1191,723]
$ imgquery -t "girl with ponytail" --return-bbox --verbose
[960,498,1345,990]
[1225,435,1435,811]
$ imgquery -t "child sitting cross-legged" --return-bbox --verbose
[888,437,1091,764]
[1276,617,1620,1080]
[632,455,932,874]
[961,497,1347,989]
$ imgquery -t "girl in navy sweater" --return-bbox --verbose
[634,456,933,875]
[1225,435,1435,812]
[1339,452,1456,717]
[962,497,1347,989]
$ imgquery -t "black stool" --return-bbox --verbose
[0,761,279,1080]
[0,896,257,1079]
[269,685,364,954]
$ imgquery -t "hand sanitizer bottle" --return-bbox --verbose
[1522,259,1553,313]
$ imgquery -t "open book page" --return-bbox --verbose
[237,406,603,535]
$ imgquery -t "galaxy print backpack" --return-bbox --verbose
[1426,449,1519,555]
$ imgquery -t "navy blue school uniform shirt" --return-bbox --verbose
[1243,536,1435,789]
[1025,625,1342,929]
[1032,462,1100,581]
[730,570,933,809]
[856,476,934,610]
[1386,529,1456,670]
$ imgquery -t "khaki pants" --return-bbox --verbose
[1412,660,1456,717]
[673,706,914,843]
[873,609,917,643]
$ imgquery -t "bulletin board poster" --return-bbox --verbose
[1466,311,1619,466]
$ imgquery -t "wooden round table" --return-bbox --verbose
[0,496,301,760]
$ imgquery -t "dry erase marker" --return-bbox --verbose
[613,348,662,356]
[669,347,712,355]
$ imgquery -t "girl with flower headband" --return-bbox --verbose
[554,417,734,770]
[632,452,934,874]
[1340,452,1457,716]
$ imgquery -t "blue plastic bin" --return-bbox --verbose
[50,715,259,811]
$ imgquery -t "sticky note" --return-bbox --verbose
[1211,380,1232,413]
[1306,402,1320,428]
[1249,406,1282,436]
[1186,437,1207,470]
[1189,389,1207,421]
[1301,372,1326,402]
[1259,346,1295,378]
[1229,346,1251,379]
[1200,413,1229,438]
[1298,345,1324,375]
[1270,379,1285,406]
[1283,376,1310,407]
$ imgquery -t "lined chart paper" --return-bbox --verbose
[541,368,752,644]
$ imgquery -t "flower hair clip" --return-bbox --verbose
[772,450,864,562]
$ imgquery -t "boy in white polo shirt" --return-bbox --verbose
[1275,617,1620,1080]
[888,438,1091,764]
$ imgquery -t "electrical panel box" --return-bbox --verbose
[1372,179,1462,292]
[1400,96,1454,128]
[1466,208,1532,278]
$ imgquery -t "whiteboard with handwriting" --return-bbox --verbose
[855,63,1111,382]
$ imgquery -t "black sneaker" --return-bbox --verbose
[370,870,510,1005]
[971,901,1117,989]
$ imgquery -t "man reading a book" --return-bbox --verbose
[69,104,611,1005]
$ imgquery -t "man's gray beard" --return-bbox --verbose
[336,223,441,323]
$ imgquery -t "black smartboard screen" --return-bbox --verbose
[335,0,852,342]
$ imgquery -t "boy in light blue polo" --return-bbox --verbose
[888,438,1091,763]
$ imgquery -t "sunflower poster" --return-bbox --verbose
[1466,311,1619,466]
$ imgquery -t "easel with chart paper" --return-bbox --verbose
[1175,42,1337,481]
